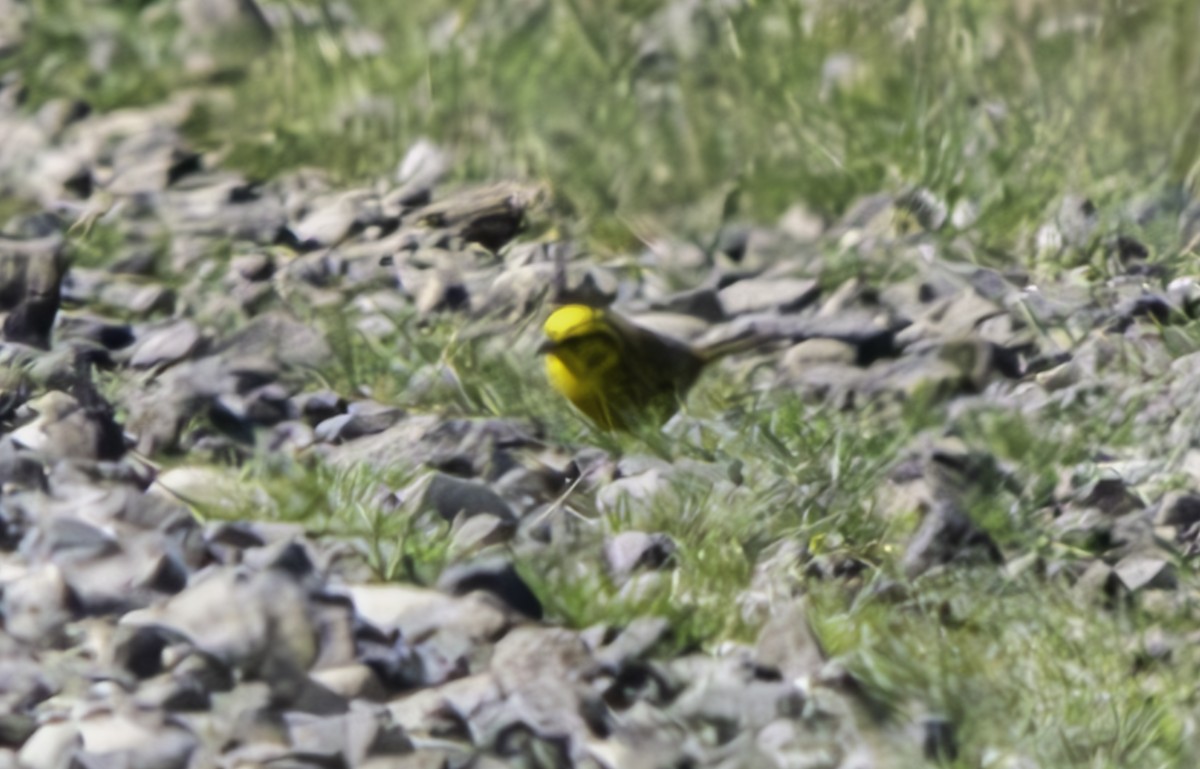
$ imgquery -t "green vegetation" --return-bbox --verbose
[13,0,1200,254]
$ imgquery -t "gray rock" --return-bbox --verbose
[359,750,465,769]
[651,286,726,322]
[1154,491,1200,528]
[106,124,199,196]
[347,584,509,644]
[309,665,387,701]
[150,466,276,518]
[404,471,517,524]
[1,564,72,646]
[16,721,80,769]
[121,568,317,702]
[668,654,805,736]
[47,530,183,614]
[392,138,449,207]
[314,401,403,442]
[0,235,65,349]
[133,674,212,711]
[1076,477,1143,517]
[161,177,287,242]
[437,558,542,619]
[753,600,825,681]
[326,416,538,478]
[98,280,176,316]
[592,617,672,672]
[898,289,1005,344]
[414,181,542,252]
[865,339,1000,397]
[285,706,411,767]
[9,390,122,461]
[896,187,948,232]
[1054,194,1099,249]
[902,499,1003,579]
[129,320,203,368]
[0,0,28,54]
[309,593,359,670]
[448,512,516,557]
[214,312,332,369]
[232,252,275,281]
[596,465,674,516]
[76,712,197,769]
[294,390,346,424]
[288,191,374,248]
[489,627,599,759]
[701,310,901,362]
[604,532,677,578]
[1113,553,1175,591]
[176,0,272,39]
[777,203,825,243]
[384,672,500,736]
[756,719,842,769]
[55,314,134,351]
[780,338,858,369]
[414,269,469,315]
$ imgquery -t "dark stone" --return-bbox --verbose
[922,716,958,762]
[112,625,172,678]
[438,559,542,620]
[0,236,66,349]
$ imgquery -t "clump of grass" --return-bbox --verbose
[811,570,1195,768]
[4,0,184,110]
[185,456,449,583]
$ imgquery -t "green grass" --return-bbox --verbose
[11,0,1199,255]
[812,570,1196,768]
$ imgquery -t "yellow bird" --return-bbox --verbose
[537,304,718,431]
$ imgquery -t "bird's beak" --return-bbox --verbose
[535,339,558,355]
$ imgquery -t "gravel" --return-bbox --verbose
[2,8,1200,768]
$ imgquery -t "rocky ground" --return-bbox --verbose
[5,3,1200,769]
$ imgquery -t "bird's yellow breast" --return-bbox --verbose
[542,331,624,429]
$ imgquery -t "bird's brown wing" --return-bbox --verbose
[610,313,706,423]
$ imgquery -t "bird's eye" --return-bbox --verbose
[584,343,618,370]
[564,335,619,372]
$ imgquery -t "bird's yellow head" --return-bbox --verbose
[538,304,622,378]
[542,304,605,343]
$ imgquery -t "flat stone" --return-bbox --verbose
[604,532,677,578]
[16,721,80,769]
[314,400,403,442]
[309,665,387,701]
[1114,553,1175,591]
[718,277,819,316]
[407,471,516,524]
[346,584,508,643]
[437,558,542,619]
[391,138,449,206]
[448,512,516,557]
[121,567,317,699]
[130,320,203,368]
[754,600,825,680]
[289,192,367,248]
[2,564,72,645]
